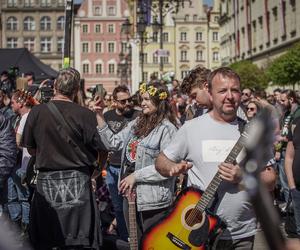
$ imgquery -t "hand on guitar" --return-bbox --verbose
[119,173,136,194]
[218,162,242,184]
[169,161,193,177]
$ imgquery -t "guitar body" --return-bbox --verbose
[141,187,225,250]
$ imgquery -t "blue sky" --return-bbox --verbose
[204,0,213,6]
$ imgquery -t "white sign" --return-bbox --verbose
[154,49,169,57]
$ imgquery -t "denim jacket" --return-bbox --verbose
[97,118,177,211]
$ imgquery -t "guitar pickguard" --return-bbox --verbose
[189,215,209,246]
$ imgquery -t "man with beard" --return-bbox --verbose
[276,90,300,204]
[103,85,139,241]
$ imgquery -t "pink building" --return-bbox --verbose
[74,0,130,93]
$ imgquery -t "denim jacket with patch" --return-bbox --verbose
[97,118,177,211]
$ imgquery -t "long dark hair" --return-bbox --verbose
[134,81,177,138]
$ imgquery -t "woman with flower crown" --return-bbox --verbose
[94,81,178,240]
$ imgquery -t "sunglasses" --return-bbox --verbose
[247,107,255,111]
[242,92,250,97]
[116,97,132,105]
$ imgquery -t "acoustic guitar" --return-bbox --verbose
[141,127,249,250]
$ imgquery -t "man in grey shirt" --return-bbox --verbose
[156,67,256,250]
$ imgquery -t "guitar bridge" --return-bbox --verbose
[167,232,191,250]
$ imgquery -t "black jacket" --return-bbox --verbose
[0,113,16,188]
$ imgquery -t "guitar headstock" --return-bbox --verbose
[14,89,37,107]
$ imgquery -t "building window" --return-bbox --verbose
[162,32,168,42]
[57,16,64,30]
[7,0,17,7]
[153,54,158,64]
[107,6,116,16]
[193,15,197,21]
[7,37,18,48]
[24,37,35,52]
[108,42,115,53]
[121,42,127,53]
[57,0,64,6]
[272,7,278,21]
[23,16,35,31]
[83,64,89,73]
[6,16,18,31]
[40,0,51,7]
[82,24,88,33]
[196,50,203,61]
[162,56,169,64]
[95,42,102,52]
[95,24,101,33]
[95,64,102,74]
[108,64,115,74]
[82,42,89,53]
[180,32,187,41]
[181,70,189,79]
[185,15,189,21]
[213,51,219,61]
[213,32,218,41]
[141,53,148,64]
[153,32,158,42]
[180,50,187,61]
[108,24,115,33]
[196,32,202,41]
[40,16,51,31]
[142,72,148,82]
[40,37,51,52]
[57,37,64,53]
[214,16,219,22]
[24,0,34,7]
[94,6,102,16]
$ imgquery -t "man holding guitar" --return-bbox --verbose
[155,67,257,250]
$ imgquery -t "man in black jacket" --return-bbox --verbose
[0,112,17,215]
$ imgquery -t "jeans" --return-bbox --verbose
[106,165,128,241]
[7,171,30,224]
[277,150,289,203]
[291,188,300,235]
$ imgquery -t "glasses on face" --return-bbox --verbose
[247,107,255,111]
[242,92,250,97]
[104,98,111,102]
[116,97,132,105]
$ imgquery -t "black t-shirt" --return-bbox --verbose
[21,100,104,170]
[288,117,300,189]
[103,109,139,166]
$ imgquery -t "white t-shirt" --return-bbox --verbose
[163,113,256,240]
[17,112,30,171]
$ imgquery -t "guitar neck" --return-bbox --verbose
[196,137,245,212]
[128,201,138,250]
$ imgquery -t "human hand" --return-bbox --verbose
[218,162,242,183]
[119,173,136,194]
[93,95,105,116]
[169,161,192,177]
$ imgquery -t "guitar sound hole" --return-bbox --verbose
[185,209,203,227]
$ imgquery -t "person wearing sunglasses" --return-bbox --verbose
[246,100,261,120]
[101,85,139,241]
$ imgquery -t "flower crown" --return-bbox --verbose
[139,83,168,100]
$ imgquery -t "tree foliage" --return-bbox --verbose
[267,42,300,88]
[229,60,269,90]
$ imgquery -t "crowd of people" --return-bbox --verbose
[0,65,300,250]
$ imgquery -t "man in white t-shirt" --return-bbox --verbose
[8,90,35,236]
[156,67,256,249]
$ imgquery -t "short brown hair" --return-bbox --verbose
[180,65,211,95]
[207,67,240,90]
[112,85,130,100]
